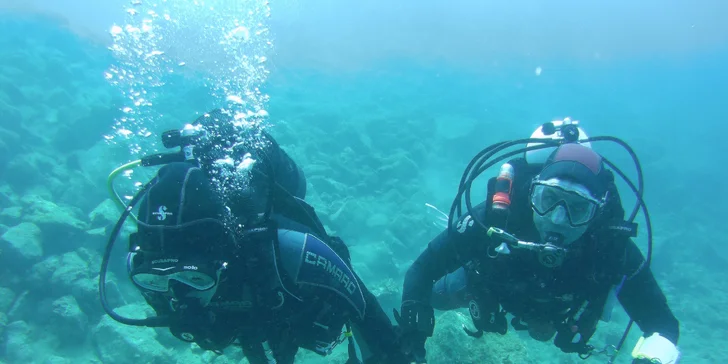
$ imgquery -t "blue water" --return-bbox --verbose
[0,1,726,363]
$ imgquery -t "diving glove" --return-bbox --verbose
[631,333,680,364]
[393,301,434,363]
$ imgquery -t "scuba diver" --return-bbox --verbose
[99,109,410,364]
[395,118,681,364]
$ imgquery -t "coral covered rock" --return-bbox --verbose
[0,222,43,268]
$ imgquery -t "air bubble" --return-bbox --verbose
[110,25,123,36]
[227,26,250,42]
[117,129,133,138]
[145,50,165,58]
[226,95,244,104]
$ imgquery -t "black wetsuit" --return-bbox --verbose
[214,215,406,364]
[140,134,407,364]
[402,159,679,354]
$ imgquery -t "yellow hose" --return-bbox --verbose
[107,160,142,222]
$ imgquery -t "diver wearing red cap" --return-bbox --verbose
[396,119,680,364]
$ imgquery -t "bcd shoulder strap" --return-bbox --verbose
[463,158,536,338]
[553,287,611,358]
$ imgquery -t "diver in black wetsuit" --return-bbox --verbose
[99,109,410,364]
[395,119,681,364]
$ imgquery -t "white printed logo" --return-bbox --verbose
[456,215,474,233]
[152,205,173,221]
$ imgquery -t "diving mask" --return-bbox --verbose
[128,253,226,293]
[530,178,603,227]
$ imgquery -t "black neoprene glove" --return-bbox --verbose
[393,301,434,363]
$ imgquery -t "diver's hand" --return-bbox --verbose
[393,301,434,363]
[394,329,427,363]
[391,325,427,364]
[404,335,427,364]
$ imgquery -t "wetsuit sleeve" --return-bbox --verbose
[402,205,487,305]
[616,239,680,344]
[349,273,409,363]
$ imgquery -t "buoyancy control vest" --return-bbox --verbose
[461,157,638,356]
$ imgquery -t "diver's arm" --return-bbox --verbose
[617,239,680,344]
[401,229,463,305]
[402,205,486,306]
[348,273,410,364]
[397,206,486,362]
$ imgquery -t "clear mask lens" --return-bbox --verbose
[132,270,217,292]
[531,181,599,226]
[128,253,223,293]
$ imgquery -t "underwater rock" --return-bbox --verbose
[426,311,530,364]
[4,320,34,362]
[49,251,90,291]
[50,295,89,344]
[42,356,72,364]
[0,206,22,225]
[29,252,117,322]
[4,153,58,191]
[21,194,88,255]
[93,304,173,364]
[0,312,6,340]
[27,250,108,321]
[0,184,18,209]
[435,115,478,141]
[0,222,43,268]
[83,226,118,251]
[53,105,121,153]
[368,278,401,317]
[73,275,125,322]
[73,139,125,188]
[73,246,100,264]
[0,286,16,313]
[365,212,390,229]
[0,127,20,171]
[6,290,29,322]
[55,170,103,214]
[46,88,73,108]
[175,348,244,364]
[374,152,420,188]
[88,198,121,229]
[0,103,24,135]
[0,81,27,105]
[29,255,61,290]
